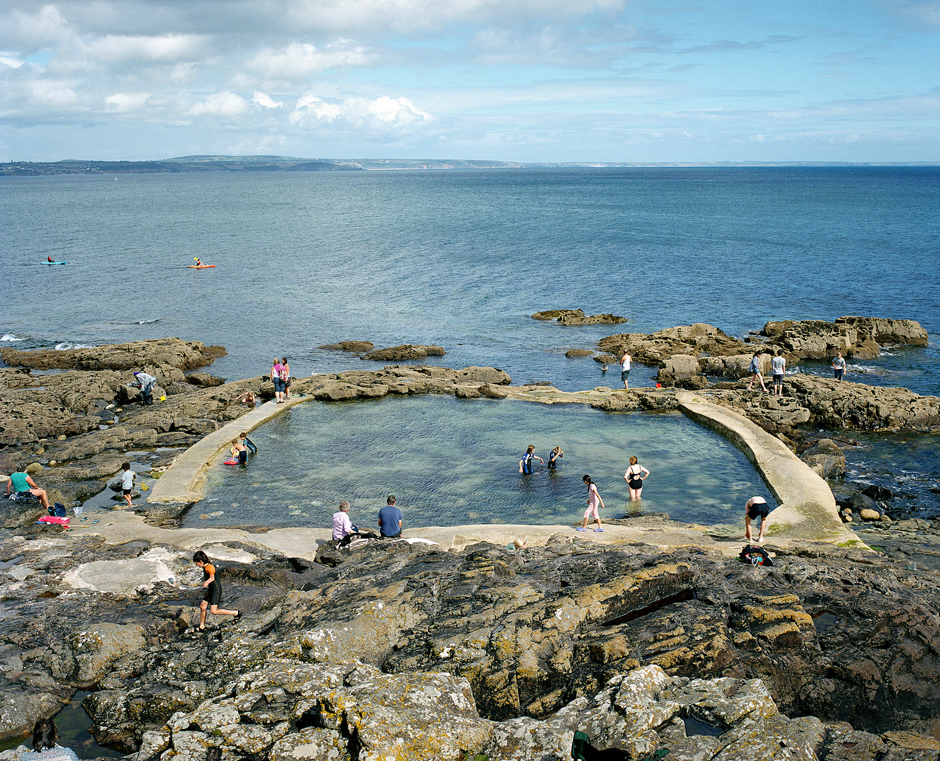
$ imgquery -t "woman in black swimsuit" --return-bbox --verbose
[623,456,650,501]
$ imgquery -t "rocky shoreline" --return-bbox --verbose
[1,324,939,760]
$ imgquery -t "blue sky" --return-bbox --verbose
[1,0,938,163]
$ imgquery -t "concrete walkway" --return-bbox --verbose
[675,391,861,546]
[147,396,308,504]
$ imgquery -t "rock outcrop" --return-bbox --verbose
[599,324,753,366]
[3,534,940,760]
[533,309,628,325]
[760,317,928,359]
[362,344,446,361]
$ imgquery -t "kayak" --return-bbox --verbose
[187,264,215,269]
[44,261,68,265]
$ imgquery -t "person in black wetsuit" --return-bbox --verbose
[519,444,544,474]
[192,551,240,632]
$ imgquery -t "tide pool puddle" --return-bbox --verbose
[194,396,767,531]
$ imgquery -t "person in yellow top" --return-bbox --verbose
[192,551,241,632]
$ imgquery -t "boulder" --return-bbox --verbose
[319,340,376,353]
[656,354,702,387]
[363,345,446,361]
[800,438,846,479]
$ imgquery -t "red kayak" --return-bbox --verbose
[187,264,215,269]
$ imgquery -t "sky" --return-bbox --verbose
[1,0,938,164]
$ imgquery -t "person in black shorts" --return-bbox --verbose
[192,551,240,632]
[745,496,772,543]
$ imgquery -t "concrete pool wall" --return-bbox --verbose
[145,383,861,551]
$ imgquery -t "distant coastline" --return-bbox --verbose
[2,155,938,177]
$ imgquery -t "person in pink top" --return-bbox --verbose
[332,501,357,541]
[578,475,605,533]
[271,358,285,403]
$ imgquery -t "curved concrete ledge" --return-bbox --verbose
[675,390,862,546]
[147,396,309,504]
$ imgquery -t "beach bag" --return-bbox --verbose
[739,544,773,567]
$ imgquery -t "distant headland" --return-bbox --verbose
[2,155,937,177]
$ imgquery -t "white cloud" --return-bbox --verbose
[83,33,208,63]
[253,91,282,109]
[290,95,343,122]
[368,96,432,123]
[188,91,249,117]
[244,41,370,84]
[289,94,433,127]
[105,91,152,112]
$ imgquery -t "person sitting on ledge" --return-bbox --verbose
[6,470,51,511]
[378,494,403,538]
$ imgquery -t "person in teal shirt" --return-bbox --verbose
[6,471,51,510]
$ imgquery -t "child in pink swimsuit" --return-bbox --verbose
[578,475,605,533]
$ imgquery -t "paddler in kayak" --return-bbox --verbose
[194,257,203,266]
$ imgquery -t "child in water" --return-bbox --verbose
[519,444,544,474]
[547,446,564,471]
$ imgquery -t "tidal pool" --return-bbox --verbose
[193,396,767,531]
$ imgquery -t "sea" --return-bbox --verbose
[2,166,939,528]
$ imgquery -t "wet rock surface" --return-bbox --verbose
[2,532,940,759]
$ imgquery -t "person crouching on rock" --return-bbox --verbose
[192,551,240,632]
[745,496,772,543]
[22,717,78,761]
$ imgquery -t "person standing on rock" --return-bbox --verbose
[771,349,786,397]
[832,352,847,381]
[378,494,403,538]
[271,358,285,403]
[192,551,240,632]
[620,350,631,389]
[578,475,605,532]
[119,462,135,507]
[5,470,51,511]
[623,456,650,501]
[281,357,292,400]
[21,718,78,761]
[746,351,768,393]
[744,496,772,543]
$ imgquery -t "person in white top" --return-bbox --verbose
[770,349,786,397]
[620,350,631,389]
[332,501,356,541]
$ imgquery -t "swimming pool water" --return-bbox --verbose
[194,396,767,532]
